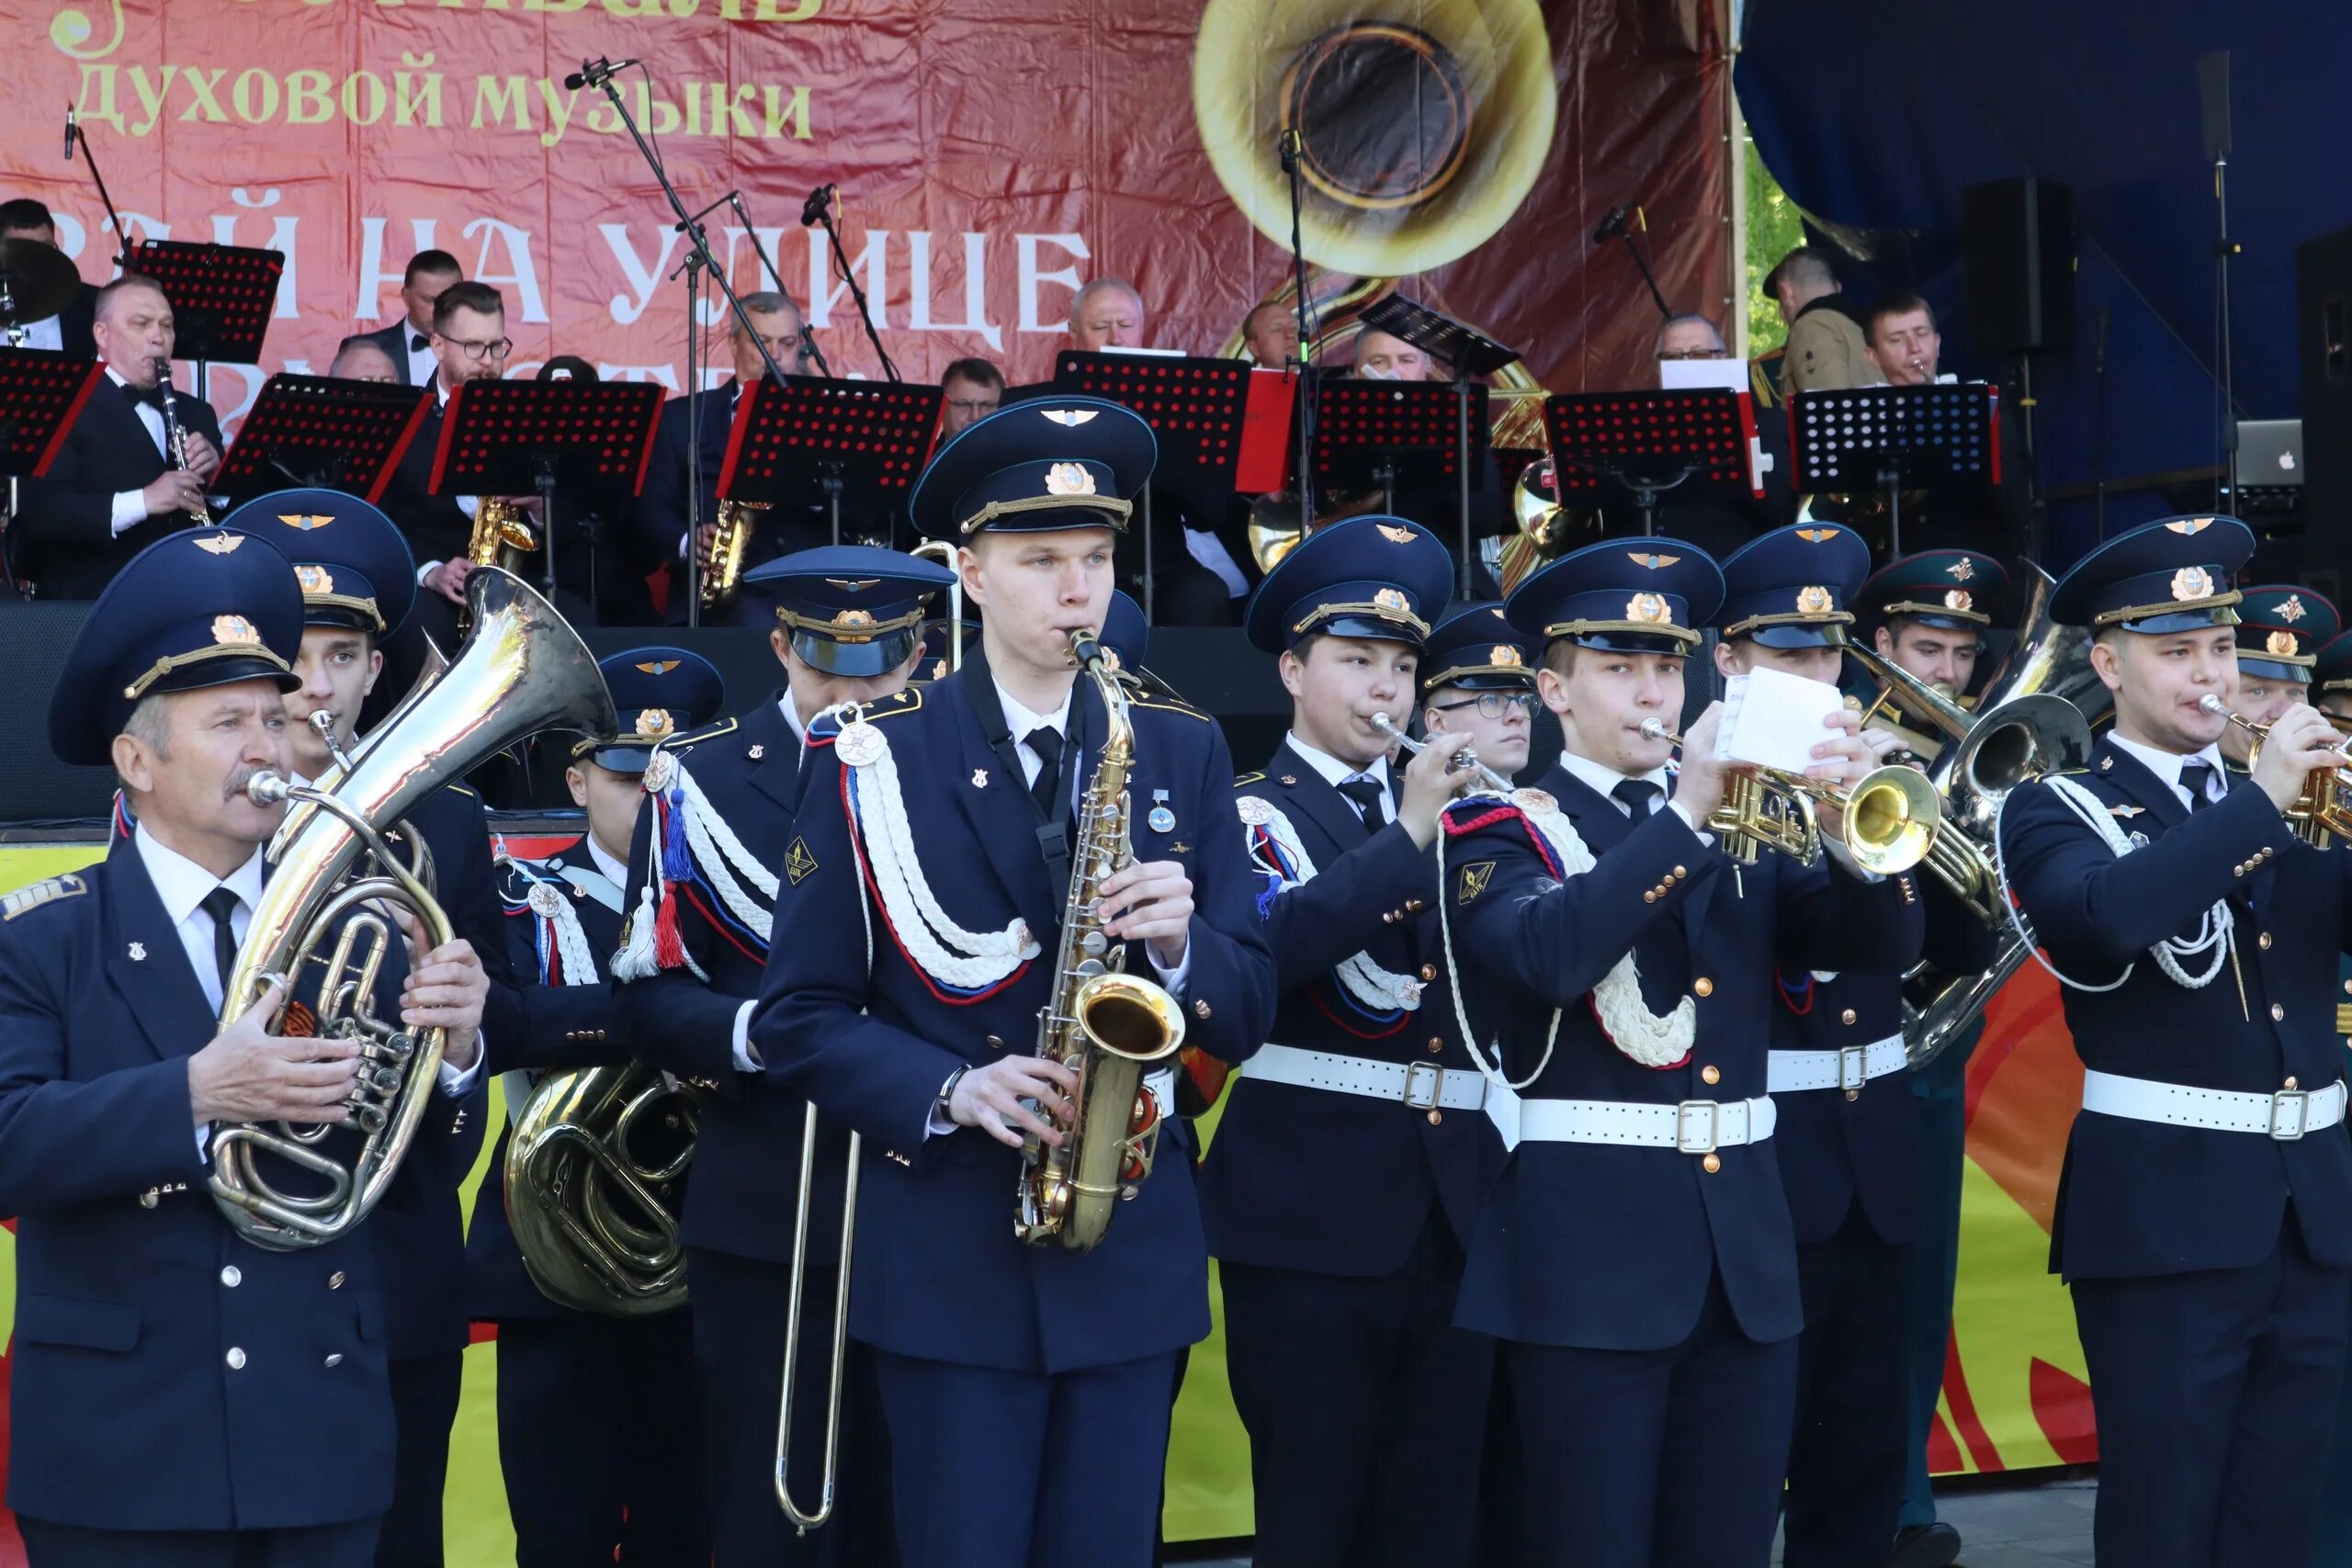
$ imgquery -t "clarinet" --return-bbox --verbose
[152,357,214,525]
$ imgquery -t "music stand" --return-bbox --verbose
[717,375,940,564]
[1357,298,1520,596]
[215,374,430,506]
[1053,351,1252,619]
[1312,378,1491,588]
[1543,389,1761,537]
[1789,384,2002,558]
[128,240,283,396]
[432,379,665,603]
[0,347,104,598]
[1237,367,1298,496]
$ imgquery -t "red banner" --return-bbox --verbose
[1,0,1731,436]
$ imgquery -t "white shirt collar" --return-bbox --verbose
[134,823,266,928]
[777,694,808,747]
[999,678,1073,744]
[1559,749,1671,812]
[2107,732,2227,805]
[582,834,628,889]
[1284,729,1388,791]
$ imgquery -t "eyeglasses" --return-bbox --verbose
[748,333,806,360]
[1430,692,1538,719]
[1655,347,1730,361]
[440,335,514,361]
[946,398,1001,415]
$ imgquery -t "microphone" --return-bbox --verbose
[799,184,837,227]
[1592,203,1632,244]
[1277,127,1301,174]
[62,105,74,162]
[561,57,638,91]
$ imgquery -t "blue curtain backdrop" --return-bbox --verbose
[1736,0,2352,568]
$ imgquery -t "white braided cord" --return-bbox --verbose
[671,755,778,946]
[1242,796,1423,1014]
[512,861,601,988]
[2002,776,2231,994]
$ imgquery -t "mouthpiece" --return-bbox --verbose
[2199,694,2230,716]
[244,771,293,806]
[1639,717,1675,741]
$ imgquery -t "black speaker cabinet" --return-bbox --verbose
[2296,223,2352,578]
[1962,178,2076,358]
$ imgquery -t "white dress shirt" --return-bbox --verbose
[1284,730,1396,824]
[106,367,172,536]
[401,323,436,390]
[1185,527,1251,598]
[582,834,629,896]
[18,313,62,354]
[2107,732,2228,813]
[1558,749,1706,837]
[420,378,481,582]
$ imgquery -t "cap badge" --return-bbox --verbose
[295,565,334,595]
[823,578,882,592]
[211,614,257,646]
[634,708,675,739]
[1794,527,1839,543]
[2171,566,2215,602]
[1627,592,1670,624]
[280,513,334,531]
[1044,463,1097,497]
[2267,630,2301,658]
[1376,524,1417,545]
[1039,409,1100,427]
[1795,585,1836,615]
[2165,517,2215,536]
[1944,589,1973,612]
[832,608,876,628]
[1627,551,1682,570]
[194,533,243,556]
[634,660,682,674]
[2279,596,2308,624]
[1489,645,1523,667]
[1368,587,1408,613]
[1946,558,1976,582]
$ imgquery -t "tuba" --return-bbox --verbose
[701,498,771,615]
[210,568,617,1249]
[505,1057,697,1314]
[1014,628,1187,1250]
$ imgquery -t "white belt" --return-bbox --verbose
[2081,1069,2348,1142]
[1143,1066,1175,1125]
[1241,1043,1488,1111]
[1768,1033,1908,1095]
[1518,1094,1776,1155]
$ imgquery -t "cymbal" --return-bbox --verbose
[0,239,82,328]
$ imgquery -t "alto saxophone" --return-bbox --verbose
[701,498,770,615]
[1014,628,1187,1251]
[152,357,213,525]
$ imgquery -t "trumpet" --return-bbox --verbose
[2198,694,2352,845]
[1370,712,1516,795]
[1636,717,1942,875]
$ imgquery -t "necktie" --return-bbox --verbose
[119,378,164,411]
[1611,778,1662,818]
[1336,775,1386,834]
[410,332,429,352]
[2179,761,2217,813]
[198,886,243,999]
[1024,726,1064,818]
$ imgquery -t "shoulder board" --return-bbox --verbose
[659,715,741,754]
[445,782,479,800]
[1234,771,1267,788]
[1,872,92,922]
[1130,694,1211,723]
[857,688,924,720]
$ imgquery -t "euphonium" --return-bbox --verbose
[1637,716,1943,875]
[505,1058,698,1315]
[2199,694,2352,847]
[210,568,617,1250]
[1014,628,1186,1251]
[701,498,771,615]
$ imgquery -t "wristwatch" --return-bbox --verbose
[934,1064,969,1122]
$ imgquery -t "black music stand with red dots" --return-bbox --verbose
[1543,389,1761,538]
[0,346,105,597]
[128,239,285,398]
[714,374,942,592]
[1789,383,2001,558]
[1053,350,1253,620]
[432,378,665,605]
[1313,378,1493,587]
[214,373,431,507]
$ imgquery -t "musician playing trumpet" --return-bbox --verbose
[2222,585,2341,772]
[1997,516,2352,1568]
[1439,536,1924,1568]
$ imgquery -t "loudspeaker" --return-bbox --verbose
[2296,224,2352,580]
[1962,178,2076,358]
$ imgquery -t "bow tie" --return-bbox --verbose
[119,378,164,411]
[410,332,429,352]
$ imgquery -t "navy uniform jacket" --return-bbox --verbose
[466,837,636,1321]
[616,694,838,1266]
[0,834,444,1531]
[1443,763,1925,1351]
[1772,875,1996,1246]
[1196,745,1503,1277]
[1998,737,2352,1280]
[752,671,1278,1373]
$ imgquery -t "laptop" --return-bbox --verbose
[2237,419,2303,488]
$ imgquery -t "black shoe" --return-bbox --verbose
[1884,1522,1962,1568]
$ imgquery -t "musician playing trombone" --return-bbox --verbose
[1996,516,2352,1568]
[1712,525,1997,1568]
[1437,536,1925,1568]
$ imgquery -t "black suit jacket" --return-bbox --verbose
[56,281,97,359]
[14,376,222,599]
[356,319,424,386]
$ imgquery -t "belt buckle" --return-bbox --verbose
[1838,1044,1869,1092]
[1676,1099,1721,1156]
[2271,1088,2312,1142]
[1403,1061,1443,1111]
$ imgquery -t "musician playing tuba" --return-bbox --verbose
[0,527,486,1568]
[750,400,1275,1568]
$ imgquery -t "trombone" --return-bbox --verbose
[2198,694,2352,846]
[1370,711,1517,795]
[1636,716,1942,875]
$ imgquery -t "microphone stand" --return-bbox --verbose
[721,191,831,378]
[71,117,130,267]
[576,58,804,626]
[2212,140,2239,513]
[1279,128,1317,533]
[1606,219,1673,321]
[809,194,899,382]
